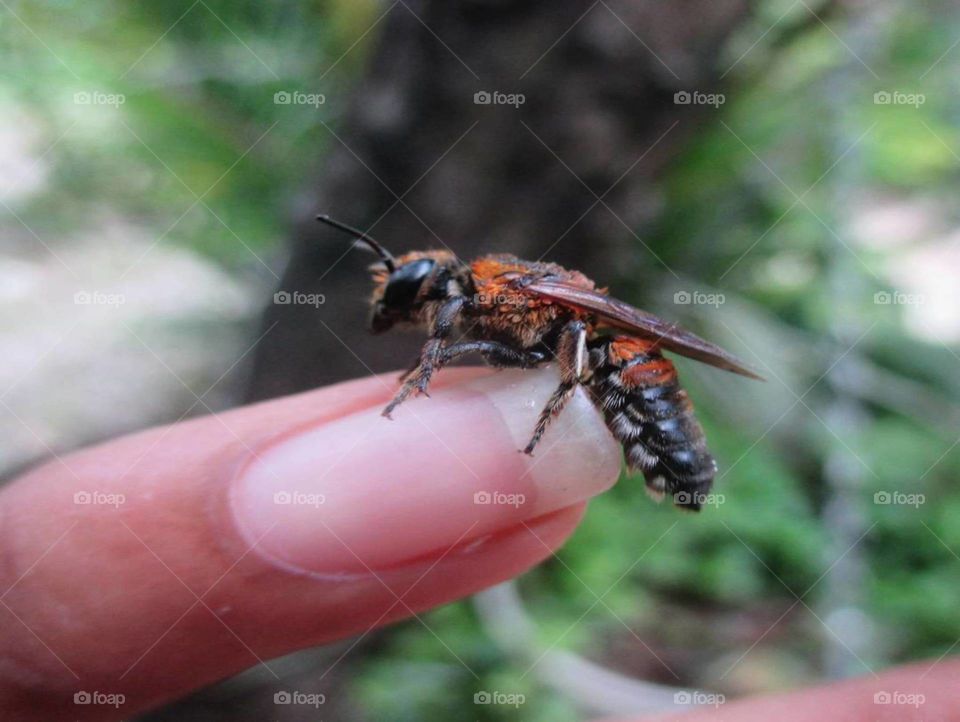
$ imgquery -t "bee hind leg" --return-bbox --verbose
[523,321,589,455]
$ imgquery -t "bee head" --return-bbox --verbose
[316,215,467,333]
[368,250,460,333]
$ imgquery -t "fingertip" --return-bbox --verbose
[231,366,620,575]
[461,366,622,509]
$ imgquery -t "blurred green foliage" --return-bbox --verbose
[5,0,960,720]
[4,0,379,264]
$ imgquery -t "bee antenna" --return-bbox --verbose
[316,215,397,272]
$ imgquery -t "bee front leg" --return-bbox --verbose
[524,321,589,455]
[397,356,420,383]
[383,296,466,418]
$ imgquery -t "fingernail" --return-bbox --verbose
[230,367,621,575]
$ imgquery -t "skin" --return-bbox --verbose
[0,367,956,720]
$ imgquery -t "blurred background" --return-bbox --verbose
[4,0,960,719]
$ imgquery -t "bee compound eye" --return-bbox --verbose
[382,258,436,309]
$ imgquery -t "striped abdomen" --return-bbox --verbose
[588,337,716,510]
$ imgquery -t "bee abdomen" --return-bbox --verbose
[590,338,716,510]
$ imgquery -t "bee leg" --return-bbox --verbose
[383,343,441,417]
[383,297,466,418]
[397,341,541,397]
[483,346,547,369]
[438,341,546,369]
[524,321,589,455]
[397,356,420,383]
[523,381,575,454]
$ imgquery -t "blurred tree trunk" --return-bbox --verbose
[247,0,751,401]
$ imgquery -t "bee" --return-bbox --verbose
[318,215,763,510]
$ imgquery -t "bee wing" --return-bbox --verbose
[525,280,764,380]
